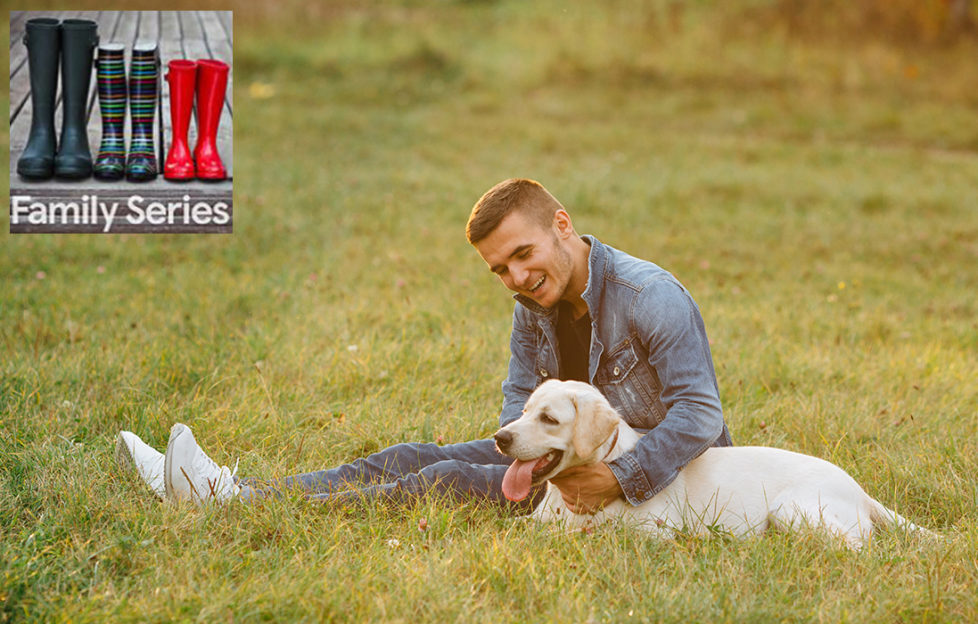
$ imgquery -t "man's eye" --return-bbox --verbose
[540,413,558,425]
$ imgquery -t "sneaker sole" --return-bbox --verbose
[115,432,165,499]
[114,431,135,473]
[164,423,192,502]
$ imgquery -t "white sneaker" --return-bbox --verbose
[164,423,240,504]
[115,430,166,498]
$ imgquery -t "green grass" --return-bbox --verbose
[3,1,978,621]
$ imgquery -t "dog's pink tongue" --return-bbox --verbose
[502,458,539,502]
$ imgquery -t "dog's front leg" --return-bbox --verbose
[533,485,612,534]
[530,484,569,523]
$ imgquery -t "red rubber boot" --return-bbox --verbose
[163,60,196,180]
[193,59,229,180]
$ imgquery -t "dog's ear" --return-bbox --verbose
[571,389,620,460]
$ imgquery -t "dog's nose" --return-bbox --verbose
[494,429,513,452]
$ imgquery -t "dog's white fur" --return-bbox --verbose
[496,379,937,549]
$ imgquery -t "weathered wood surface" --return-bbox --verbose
[9,10,233,233]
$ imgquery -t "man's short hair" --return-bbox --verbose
[466,178,565,244]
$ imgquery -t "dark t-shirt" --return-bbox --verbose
[555,301,591,382]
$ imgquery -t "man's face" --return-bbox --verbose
[474,210,575,309]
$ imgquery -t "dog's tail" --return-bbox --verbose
[868,498,942,542]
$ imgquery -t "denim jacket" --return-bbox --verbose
[499,235,733,505]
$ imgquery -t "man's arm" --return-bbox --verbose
[605,279,727,506]
[499,304,540,428]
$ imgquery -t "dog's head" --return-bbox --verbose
[494,379,622,502]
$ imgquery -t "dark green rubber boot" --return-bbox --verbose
[16,18,61,180]
[54,19,98,179]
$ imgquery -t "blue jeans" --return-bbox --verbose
[238,438,545,512]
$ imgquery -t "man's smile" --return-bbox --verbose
[529,275,546,293]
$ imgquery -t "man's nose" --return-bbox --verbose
[510,265,530,289]
[494,429,513,453]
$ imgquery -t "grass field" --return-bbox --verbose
[3,1,978,621]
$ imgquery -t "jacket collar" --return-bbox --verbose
[513,234,607,320]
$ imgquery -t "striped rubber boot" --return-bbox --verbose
[93,44,127,180]
[126,42,159,181]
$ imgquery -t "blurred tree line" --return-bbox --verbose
[770,0,976,44]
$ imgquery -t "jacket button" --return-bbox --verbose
[613,366,621,376]
[540,369,549,378]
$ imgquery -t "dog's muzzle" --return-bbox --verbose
[493,429,513,455]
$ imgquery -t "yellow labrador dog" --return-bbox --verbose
[494,379,937,549]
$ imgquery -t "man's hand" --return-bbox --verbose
[548,462,623,515]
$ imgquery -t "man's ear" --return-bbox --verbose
[552,209,575,240]
[570,389,620,460]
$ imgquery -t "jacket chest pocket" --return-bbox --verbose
[533,331,558,386]
[594,340,666,427]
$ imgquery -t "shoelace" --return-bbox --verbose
[189,446,240,501]
[211,462,240,499]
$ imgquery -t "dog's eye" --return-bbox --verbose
[539,413,559,425]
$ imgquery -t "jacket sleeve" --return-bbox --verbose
[606,279,727,505]
[499,304,541,428]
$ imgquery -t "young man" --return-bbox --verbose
[117,178,732,513]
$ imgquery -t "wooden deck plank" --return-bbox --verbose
[158,11,181,59]
[12,186,231,199]
[158,10,184,170]
[9,24,27,77]
[115,7,140,48]
[136,10,159,44]
[158,10,181,59]
[9,37,29,121]
[9,11,27,48]
[198,10,232,115]
[177,10,203,44]
[9,11,32,78]
[84,11,123,149]
[217,11,232,44]
[96,11,125,44]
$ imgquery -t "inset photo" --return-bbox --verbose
[9,10,233,233]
